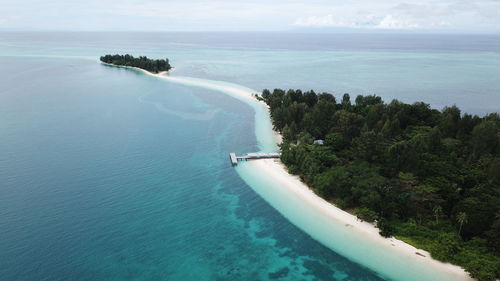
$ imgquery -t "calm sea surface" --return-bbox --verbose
[0,32,499,281]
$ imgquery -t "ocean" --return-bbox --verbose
[0,32,499,281]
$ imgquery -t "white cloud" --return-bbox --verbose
[0,0,499,32]
[293,14,421,30]
[0,16,18,26]
[293,15,336,27]
[375,15,420,29]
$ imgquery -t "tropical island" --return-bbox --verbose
[100,54,172,73]
[257,89,500,281]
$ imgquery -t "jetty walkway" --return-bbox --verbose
[229,152,280,165]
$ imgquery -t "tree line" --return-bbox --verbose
[100,54,172,73]
[259,88,500,281]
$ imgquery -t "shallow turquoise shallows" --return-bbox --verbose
[1,32,499,281]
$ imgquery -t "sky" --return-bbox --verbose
[1,0,500,33]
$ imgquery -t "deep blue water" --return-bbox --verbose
[0,32,499,281]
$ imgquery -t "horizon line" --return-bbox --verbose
[1,29,500,35]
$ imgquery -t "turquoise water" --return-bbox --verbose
[1,33,499,281]
[0,56,386,280]
[2,32,499,114]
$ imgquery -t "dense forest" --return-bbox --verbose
[258,89,500,281]
[100,54,172,73]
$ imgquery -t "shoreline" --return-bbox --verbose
[101,62,474,281]
[243,159,474,281]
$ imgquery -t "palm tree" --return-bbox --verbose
[457,212,468,237]
[433,205,442,224]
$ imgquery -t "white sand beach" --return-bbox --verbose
[103,64,261,103]
[246,158,474,281]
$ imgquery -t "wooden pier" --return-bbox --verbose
[229,152,280,165]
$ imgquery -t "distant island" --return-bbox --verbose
[100,54,172,73]
[258,89,500,281]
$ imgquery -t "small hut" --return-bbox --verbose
[313,139,325,145]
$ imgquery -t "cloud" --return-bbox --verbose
[293,14,420,30]
[1,0,499,32]
[293,15,336,27]
[376,15,420,29]
[291,0,500,31]
[392,2,480,18]
[0,16,19,26]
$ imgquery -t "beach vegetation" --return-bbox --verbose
[457,212,468,237]
[354,207,379,222]
[260,89,500,281]
[100,54,172,73]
